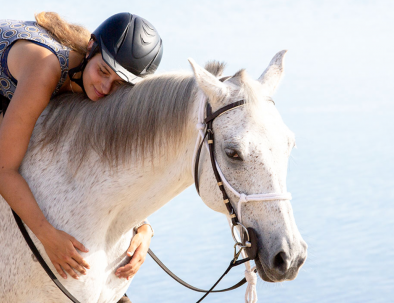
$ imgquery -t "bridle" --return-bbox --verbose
[192,79,292,240]
[12,77,293,303]
[187,79,293,301]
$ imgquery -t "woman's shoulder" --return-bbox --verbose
[8,40,62,81]
[0,19,69,51]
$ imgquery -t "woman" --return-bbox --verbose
[0,11,162,296]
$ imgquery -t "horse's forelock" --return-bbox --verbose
[225,69,264,119]
[204,61,226,77]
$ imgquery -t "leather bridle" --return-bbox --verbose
[192,88,292,246]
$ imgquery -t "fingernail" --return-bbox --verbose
[127,252,132,256]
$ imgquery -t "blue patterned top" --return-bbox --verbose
[0,19,70,103]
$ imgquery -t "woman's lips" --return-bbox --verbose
[94,87,105,98]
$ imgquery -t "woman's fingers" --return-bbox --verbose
[54,262,67,279]
[70,237,89,253]
[116,247,145,279]
[41,229,90,279]
[117,264,139,279]
[53,255,87,279]
[68,258,87,275]
[62,263,79,280]
[116,229,152,279]
[126,234,141,257]
[116,263,136,279]
[70,249,90,270]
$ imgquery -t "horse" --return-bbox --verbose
[0,50,307,303]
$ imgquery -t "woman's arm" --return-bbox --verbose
[0,41,89,279]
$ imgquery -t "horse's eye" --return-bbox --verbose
[225,148,243,161]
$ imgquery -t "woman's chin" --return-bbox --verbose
[85,88,99,102]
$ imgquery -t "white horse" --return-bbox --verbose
[0,50,307,303]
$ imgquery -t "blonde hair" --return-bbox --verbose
[35,12,91,55]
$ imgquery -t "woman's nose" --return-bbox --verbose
[101,80,112,95]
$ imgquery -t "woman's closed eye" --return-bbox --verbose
[99,67,108,75]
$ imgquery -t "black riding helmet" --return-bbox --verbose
[69,13,163,90]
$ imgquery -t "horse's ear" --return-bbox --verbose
[258,50,287,96]
[188,58,228,100]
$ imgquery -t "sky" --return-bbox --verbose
[3,0,393,110]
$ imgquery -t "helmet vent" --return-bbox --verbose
[140,36,151,45]
[142,20,154,32]
[115,23,130,54]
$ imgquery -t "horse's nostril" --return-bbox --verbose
[297,256,306,268]
[273,251,289,273]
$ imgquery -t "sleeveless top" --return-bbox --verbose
[0,19,70,115]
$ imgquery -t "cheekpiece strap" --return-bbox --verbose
[194,99,246,225]
[205,103,241,226]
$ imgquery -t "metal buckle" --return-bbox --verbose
[233,242,244,263]
[231,223,251,248]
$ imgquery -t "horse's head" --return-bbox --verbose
[189,51,307,282]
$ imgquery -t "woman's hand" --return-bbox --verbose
[115,225,152,280]
[39,228,90,280]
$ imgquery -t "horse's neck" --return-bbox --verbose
[111,112,198,230]
[56,96,199,243]
[21,90,200,249]
[105,143,196,237]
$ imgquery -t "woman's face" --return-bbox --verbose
[83,53,125,101]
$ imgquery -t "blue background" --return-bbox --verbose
[2,1,393,302]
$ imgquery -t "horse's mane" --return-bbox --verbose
[34,62,231,168]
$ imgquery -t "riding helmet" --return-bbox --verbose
[69,12,163,88]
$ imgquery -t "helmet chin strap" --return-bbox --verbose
[68,41,99,94]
